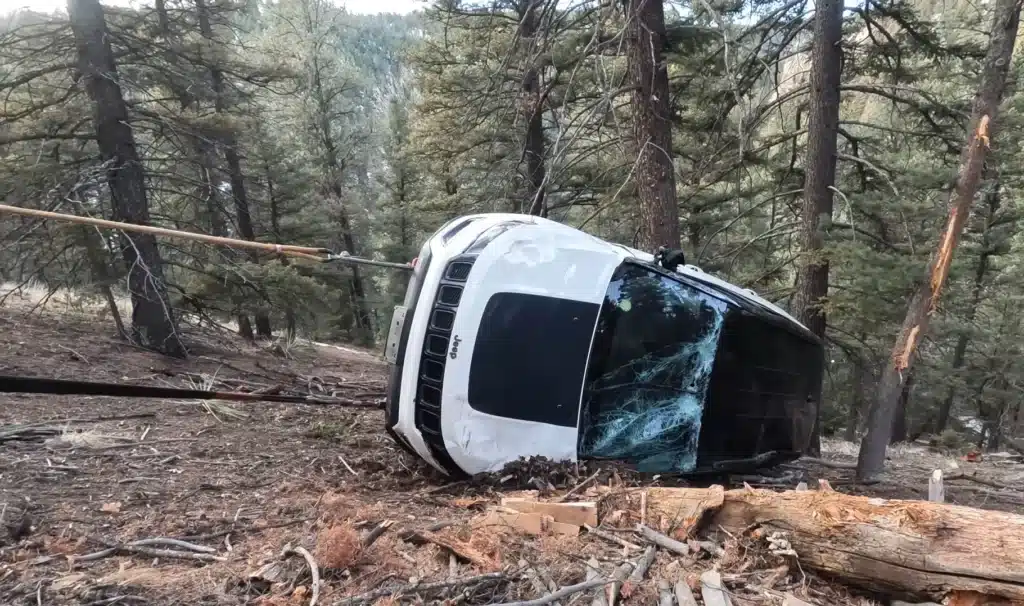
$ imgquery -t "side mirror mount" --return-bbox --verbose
[654,246,687,271]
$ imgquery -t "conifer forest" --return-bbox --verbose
[4,0,1024,481]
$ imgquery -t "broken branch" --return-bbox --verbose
[675,579,699,606]
[361,520,393,548]
[635,524,689,555]
[584,524,641,550]
[77,543,225,563]
[335,571,508,605]
[629,546,657,582]
[792,457,857,470]
[607,561,635,605]
[700,570,733,606]
[946,470,1013,491]
[556,470,602,502]
[127,537,217,553]
[498,573,615,606]
[416,529,494,568]
[283,546,320,606]
[704,487,1024,601]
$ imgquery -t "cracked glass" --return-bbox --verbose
[578,263,727,472]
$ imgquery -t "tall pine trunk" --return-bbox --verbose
[294,0,373,342]
[72,191,127,340]
[935,182,1000,433]
[195,0,272,341]
[266,164,297,341]
[857,0,1022,480]
[626,0,679,250]
[793,0,843,455]
[68,0,185,358]
[324,152,373,342]
[843,350,871,441]
[226,144,272,340]
[196,139,228,239]
[309,54,372,341]
[519,0,547,217]
[891,372,913,443]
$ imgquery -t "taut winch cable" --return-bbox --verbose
[0,375,382,407]
[0,202,404,406]
[0,203,414,271]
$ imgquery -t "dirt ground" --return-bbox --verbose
[2,305,1023,606]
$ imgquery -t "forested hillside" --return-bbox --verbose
[3,0,1023,474]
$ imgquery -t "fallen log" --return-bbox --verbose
[626,487,1024,603]
[617,486,724,537]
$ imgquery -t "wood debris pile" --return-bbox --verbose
[7,424,1024,606]
[270,475,1024,606]
[6,440,1024,606]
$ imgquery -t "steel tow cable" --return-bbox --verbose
[0,203,413,270]
[0,202,404,405]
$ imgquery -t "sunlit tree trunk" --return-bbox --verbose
[793,0,843,456]
[626,0,679,250]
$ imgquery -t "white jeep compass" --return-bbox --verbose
[384,213,823,477]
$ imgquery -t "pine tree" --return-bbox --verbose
[858,0,1022,479]
[67,0,186,357]
[626,0,679,249]
[793,0,844,454]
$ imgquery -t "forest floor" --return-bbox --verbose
[2,300,1024,606]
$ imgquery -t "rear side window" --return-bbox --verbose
[468,292,600,427]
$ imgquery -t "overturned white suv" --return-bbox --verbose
[384,213,822,477]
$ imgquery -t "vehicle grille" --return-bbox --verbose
[446,262,473,281]
[414,255,476,475]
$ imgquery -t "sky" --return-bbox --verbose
[3,0,424,17]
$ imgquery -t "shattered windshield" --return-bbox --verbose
[578,262,728,473]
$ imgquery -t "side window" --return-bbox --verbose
[578,264,728,472]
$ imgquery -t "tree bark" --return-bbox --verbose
[518,0,547,217]
[793,0,843,455]
[891,371,913,443]
[857,0,1021,480]
[936,183,1000,433]
[195,0,271,340]
[985,395,1008,451]
[194,139,228,238]
[714,488,1024,602]
[303,6,373,341]
[72,193,127,340]
[227,144,272,339]
[626,0,679,250]
[266,164,296,341]
[936,256,988,433]
[618,487,1024,603]
[68,0,185,358]
[843,351,871,441]
[321,126,372,341]
[162,7,228,246]
[155,0,169,32]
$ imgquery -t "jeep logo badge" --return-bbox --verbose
[449,335,461,359]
